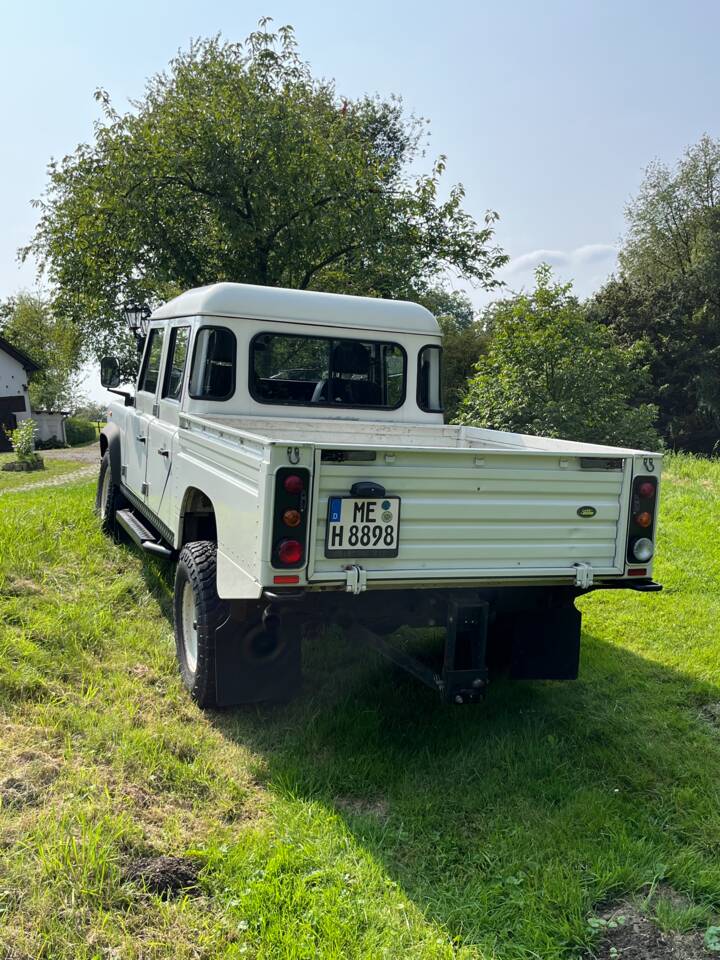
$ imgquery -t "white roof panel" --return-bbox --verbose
[150,282,440,335]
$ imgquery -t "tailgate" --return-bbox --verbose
[307,448,632,583]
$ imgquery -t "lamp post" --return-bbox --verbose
[122,303,151,354]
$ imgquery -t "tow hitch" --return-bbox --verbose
[348,599,489,704]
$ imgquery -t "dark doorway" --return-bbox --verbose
[0,396,26,452]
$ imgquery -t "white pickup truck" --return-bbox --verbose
[98,283,662,707]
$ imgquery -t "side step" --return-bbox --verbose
[116,508,173,558]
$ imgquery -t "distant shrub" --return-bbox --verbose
[35,436,69,450]
[8,419,37,462]
[65,418,96,446]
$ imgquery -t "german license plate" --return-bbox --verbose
[325,496,401,558]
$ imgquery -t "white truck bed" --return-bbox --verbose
[192,413,651,455]
[178,413,657,592]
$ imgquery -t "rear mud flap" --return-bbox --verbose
[509,605,582,680]
[214,603,302,706]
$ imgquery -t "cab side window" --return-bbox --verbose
[189,327,236,400]
[162,326,191,401]
[138,329,165,394]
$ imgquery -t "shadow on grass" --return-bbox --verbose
[139,555,720,953]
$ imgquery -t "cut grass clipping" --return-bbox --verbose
[0,454,719,958]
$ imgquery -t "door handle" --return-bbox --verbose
[157,447,170,457]
[137,435,146,444]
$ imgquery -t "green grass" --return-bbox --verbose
[0,452,84,491]
[0,454,719,958]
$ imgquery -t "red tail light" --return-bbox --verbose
[278,539,303,565]
[284,474,305,494]
[638,481,656,499]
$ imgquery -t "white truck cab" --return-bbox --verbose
[98,282,662,707]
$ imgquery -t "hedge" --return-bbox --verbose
[65,418,96,446]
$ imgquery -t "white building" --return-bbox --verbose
[0,336,67,450]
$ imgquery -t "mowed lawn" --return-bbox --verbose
[0,452,83,491]
[0,455,719,959]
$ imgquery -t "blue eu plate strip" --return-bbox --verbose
[329,498,342,522]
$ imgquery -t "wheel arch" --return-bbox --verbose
[99,422,122,484]
[179,486,218,546]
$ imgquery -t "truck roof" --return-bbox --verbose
[150,282,440,336]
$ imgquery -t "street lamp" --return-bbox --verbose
[122,303,151,339]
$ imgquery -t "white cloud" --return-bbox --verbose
[504,243,618,276]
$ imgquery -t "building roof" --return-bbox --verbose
[0,335,41,373]
[150,282,440,336]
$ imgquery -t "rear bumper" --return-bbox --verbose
[272,575,663,595]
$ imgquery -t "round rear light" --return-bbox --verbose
[632,537,654,562]
[638,481,656,499]
[278,539,303,565]
[635,511,653,528]
[282,509,302,528]
[284,474,304,494]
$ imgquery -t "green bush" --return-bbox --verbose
[8,418,38,462]
[35,436,69,450]
[65,418,96,446]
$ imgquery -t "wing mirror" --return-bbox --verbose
[100,356,121,389]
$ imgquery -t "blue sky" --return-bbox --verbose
[2,0,719,320]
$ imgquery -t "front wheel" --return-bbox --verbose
[95,451,123,535]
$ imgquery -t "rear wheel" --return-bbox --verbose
[173,540,302,708]
[173,540,227,708]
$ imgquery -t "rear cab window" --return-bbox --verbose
[250,332,406,409]
[189,327,236,400]
[418,344,443,413]
[162,326,191,401]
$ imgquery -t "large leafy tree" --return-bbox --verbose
[0,293,83,411]
[457,266,659,448]
[590,135,720,452]
[24,22,506,370]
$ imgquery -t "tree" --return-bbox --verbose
[592,134,720,452]
[418,287,489,420]
[457,266,659,449]
[24,22,506,373]
[74,401,108,424]
[0,292,83,411]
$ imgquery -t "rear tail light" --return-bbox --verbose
[630,537,654,562]
[626,475,657,565]
[282,509,302,528]
[278,539,303,565]
[284,474,305,494]
[272,468,310,569]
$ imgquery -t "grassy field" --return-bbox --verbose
[0,453,83,491]
[0,455,719,958]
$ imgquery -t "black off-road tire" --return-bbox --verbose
[95,451,124,535]
[173,540,228,708]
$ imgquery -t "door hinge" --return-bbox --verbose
[573,562,594,588]
[344,564,367,595]
[141,481,149,496]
